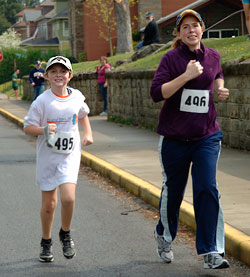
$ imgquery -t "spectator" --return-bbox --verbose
[150,9,230,269]
[137,12,160,51]
[242,0,250,40]
[29,60,45,101]
[96,56,111,116]
[8,69,20,100]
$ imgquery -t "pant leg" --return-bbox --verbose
[156,136,191,242]
[136,41,143,51]
[191,130,225,255]
[98,82,107,112]
[33,86,40,101]
[39,85,45,96]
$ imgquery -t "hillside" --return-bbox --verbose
[72,35,250,73]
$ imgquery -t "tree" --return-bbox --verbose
[0,28,21,49]
[22,0,41,8]
[113,0,133,54]
[83,0,116,56]
[83,0,136,55]
[0,14,11,35]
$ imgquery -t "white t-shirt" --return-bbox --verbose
[24,88,90,191]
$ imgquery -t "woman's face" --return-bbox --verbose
[178,16,203,51]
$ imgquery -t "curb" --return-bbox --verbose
[1,107,250,266]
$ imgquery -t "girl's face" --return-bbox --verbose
[178,16,203,51]
[45,64,72,89]
[100,57,106,65]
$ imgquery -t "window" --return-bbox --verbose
[207,29,239,38]
[63,21,69,37]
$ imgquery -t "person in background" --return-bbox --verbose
[242,0,250,40]
[29,60,45,101]
[136,12,160,51]
[150,9,230,270]
[96,56,111,116]
[8,69,20,100]
[24,56,93,263]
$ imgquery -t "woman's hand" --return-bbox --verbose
[184,60,203,81]
[217,87,229,101]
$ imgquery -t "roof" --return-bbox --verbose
[12,22,26,28]
[15,8,41,18]
[40,0,54,6]
[23,9,42,22]
[21,37,59,47]
[48,10,68,22]
[140,0,243,31]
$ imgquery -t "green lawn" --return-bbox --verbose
[72,35,250,73]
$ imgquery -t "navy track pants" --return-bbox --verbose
[156,130,225,255]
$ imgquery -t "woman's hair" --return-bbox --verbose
[171,20,205,49]
[101,56,108,63]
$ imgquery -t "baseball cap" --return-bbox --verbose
[176,9,203,27]
[46,56,72,72]
[35,60,41,65]
[146,12,153,18]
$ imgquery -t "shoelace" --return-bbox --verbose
[159,236,171,252]
[41,243,52,254]
[62,233,73,247]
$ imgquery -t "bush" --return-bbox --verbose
[0,48,59,84]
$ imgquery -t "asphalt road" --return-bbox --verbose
[0,115,248,277]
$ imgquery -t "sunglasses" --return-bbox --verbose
[49,56,67,64]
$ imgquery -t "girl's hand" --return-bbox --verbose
[217,87,229,101]
[48,123,57,134]
[82,134,94,146]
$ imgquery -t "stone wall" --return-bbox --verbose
[22,72,104,116]
[22,62,250,151]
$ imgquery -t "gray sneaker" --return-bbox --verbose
[154,230,174,263]
[203,253,230,269]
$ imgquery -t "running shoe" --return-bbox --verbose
[39,239,54,262]
[59,229,76,259]
[154,230,174,263]
[203,253,230,269]
[99,111,107,116]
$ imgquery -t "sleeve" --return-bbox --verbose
[215,52,224,80]
[29,69,34,83]
[76,90,90,119]
[105,64,111,70]
[150,53,172,103]
[23,100,42,128]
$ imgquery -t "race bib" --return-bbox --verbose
[180,89,209,113]
[51,131,75,154]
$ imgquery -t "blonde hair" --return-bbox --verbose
[171,20,205,49]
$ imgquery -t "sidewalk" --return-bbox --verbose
[1,94,250,266]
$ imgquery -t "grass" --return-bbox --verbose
[72,52,133,73]
[72,35,250,73]
[0,80,23,99]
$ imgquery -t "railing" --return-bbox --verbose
[204,9,245,35]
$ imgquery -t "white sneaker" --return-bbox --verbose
[203,253,230,269]
[99,111,107,116]
[154,230,174,263]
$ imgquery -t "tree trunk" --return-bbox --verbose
[113,0,133,54]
